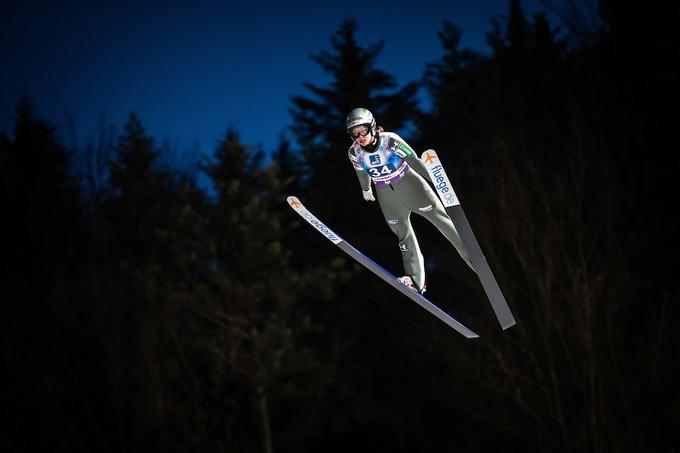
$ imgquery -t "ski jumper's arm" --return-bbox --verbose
[347,146,371,191]
[388,133,433,183]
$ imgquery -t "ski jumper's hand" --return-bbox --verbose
[363,188,375,201]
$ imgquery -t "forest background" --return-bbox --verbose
[1,1,679,451]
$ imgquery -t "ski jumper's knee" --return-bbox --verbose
[385,217,409,240]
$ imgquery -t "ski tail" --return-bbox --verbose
[287,196,479,338]
[420,151,517,330]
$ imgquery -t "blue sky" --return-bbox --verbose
[1,1,550,154]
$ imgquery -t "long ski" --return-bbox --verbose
[421,150,516,330]
[287,196,479,339]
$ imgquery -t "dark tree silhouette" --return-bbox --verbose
[0,98,87,452]
[415,1,680,451]
[290,19,418,230]
[2,1,679,451]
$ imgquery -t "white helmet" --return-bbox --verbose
[346,108,376,134]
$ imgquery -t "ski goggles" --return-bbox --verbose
[348,124,371,138]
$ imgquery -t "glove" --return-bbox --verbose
[363,188,375,202]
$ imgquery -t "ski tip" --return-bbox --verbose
[457,329,479,339]
[421,149,439,162]
[501,319,517,330]
[286,196,303,209]
[412,290,480,339]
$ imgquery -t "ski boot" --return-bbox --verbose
[398,276,426,295]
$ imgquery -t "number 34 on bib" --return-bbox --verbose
[367,164,395,177]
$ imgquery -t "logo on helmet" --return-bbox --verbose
[346,108,374,130]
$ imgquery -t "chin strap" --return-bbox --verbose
[361,134,380,152]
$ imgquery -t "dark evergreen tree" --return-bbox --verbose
[0,98,83,280]
[420,22,482,153]
[0,98,87,452]
[416,1,680,451]
[290,19,418,230]
[104,112,171,263]
[271,134,302,200]
[197,129,351,452]
[82,112,211,451]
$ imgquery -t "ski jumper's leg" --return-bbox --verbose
[375,185,425,289]
[420,204,474,270]
[397,172,474,270]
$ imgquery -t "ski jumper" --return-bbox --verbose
[347,132,472,289]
